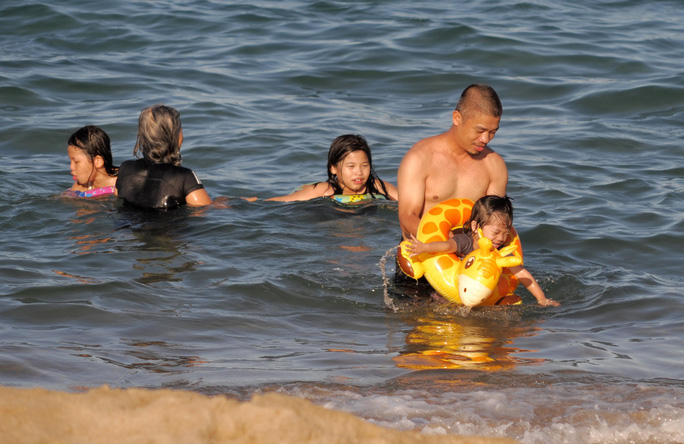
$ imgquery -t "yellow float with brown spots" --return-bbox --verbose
[398,198,524,306]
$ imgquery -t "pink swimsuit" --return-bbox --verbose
[72,186,116,198]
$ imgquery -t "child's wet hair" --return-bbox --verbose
[134,104,182,166]
[68,125,118,176]
[463,195,514,235]
[324,134,391,199]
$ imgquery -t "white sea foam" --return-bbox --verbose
[282,384,684,444]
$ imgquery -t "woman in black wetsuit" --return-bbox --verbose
[116,104,212,209]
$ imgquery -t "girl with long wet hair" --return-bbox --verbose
[267,134,398,202]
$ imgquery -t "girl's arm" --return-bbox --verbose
[404,234,457,257]
[377,179,398,201]
[509,266,560,307]
[266,183,332,202]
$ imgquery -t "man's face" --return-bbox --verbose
[453,111,500,155]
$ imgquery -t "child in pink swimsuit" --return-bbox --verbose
[66,125,118,198]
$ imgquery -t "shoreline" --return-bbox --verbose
[0,385,518,444]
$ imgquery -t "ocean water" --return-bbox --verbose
[1,0,683,442]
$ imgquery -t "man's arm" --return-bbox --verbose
[485,152,508,197]
[397,150,427,239]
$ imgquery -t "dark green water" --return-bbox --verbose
[1,1,682,442]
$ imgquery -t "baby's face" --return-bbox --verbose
[479,217,510,250]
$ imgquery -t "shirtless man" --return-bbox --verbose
[398,84,508,239]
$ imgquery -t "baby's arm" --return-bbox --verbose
[404,234,457,257]
[509,266,560,307]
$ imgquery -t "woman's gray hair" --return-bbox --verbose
[134,104,183,166]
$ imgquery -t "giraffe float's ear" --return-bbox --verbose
[496,244,522,269]
[498,244,518,257]
[496,255,522,269]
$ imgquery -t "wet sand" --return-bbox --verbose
[0,385,518,443]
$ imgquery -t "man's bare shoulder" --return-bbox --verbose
[400,141,428,166]
[480,145,507,168]
[402,133,447,162]
[412,132,448,151]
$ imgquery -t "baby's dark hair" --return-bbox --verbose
[68,125,118,176]
[323,134,391,199]
[463,195,514,235]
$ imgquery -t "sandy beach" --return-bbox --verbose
[0,386,518,443]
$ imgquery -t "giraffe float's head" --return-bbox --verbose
[457,229,523,307]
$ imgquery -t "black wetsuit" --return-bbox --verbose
[116,159,204,209]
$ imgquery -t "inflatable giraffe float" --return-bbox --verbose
[398,198,524,306]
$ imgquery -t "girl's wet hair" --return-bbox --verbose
[68,125,118,176]
[134,104,182,166]
[322,134,391,199]
[463,195,514,235]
